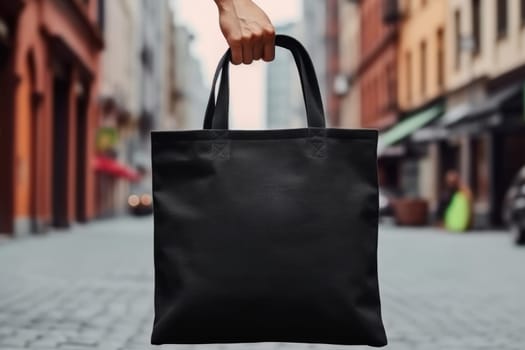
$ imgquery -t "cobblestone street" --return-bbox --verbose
[0,217,524,350]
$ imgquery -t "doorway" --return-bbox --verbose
[51,74,70,228]
[438,140,460,193]
[492,131,525,226]
[0,37,14,233]
[75,83,88,222]
[27,53,41,232]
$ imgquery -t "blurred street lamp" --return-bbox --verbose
[0,19,8,41]
[333,73,350,96]
[459,35,476,53]
[0,19,8,66]
[460,35,476,104]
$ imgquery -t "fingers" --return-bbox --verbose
[248,23,264,61]
[228,23,275,65]
[261,24,275,62]
[241,34,254,64]
[230,39,243,65]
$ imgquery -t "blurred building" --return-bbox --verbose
[171,26,209,130]
[301,0,328,121]
[131,0,170,169]
[379,0,446,206]
[371,0,525,228]
[163,16,179,130]
[358,0,399,130]
[325,0,341,126]
[329,0,401,199]
[96,0,142,218]
[100,0,140,116]
[0,0,103,235]
[334,0,361,128]
[266,23,303,129]
[140,0,169,131]
[437,0,525,227]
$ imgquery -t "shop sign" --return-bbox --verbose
[96,127,118,152]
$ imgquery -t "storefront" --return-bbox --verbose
[0,1,23,234]
[447,83,525,227]
[1,0,103,236]
[413,81,525,228]
[378,102,444,197]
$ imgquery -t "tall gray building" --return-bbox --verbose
[266,23,303,129]
[172,26,209,130]
[300,0,327,110]
[268,1,328,129]
[129,0,170,172]
[138,0,169,133]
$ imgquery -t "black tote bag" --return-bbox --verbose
[151,35,387,347]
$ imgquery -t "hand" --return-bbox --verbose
[215,0,275,65]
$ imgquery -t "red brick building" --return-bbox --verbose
[325,0,341,126]
[0,0,103,235]
[358,0,399,129]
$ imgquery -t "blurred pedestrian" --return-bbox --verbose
[435,170,473,232]
[213,0,276,65]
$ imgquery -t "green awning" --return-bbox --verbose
[378,104,443,153]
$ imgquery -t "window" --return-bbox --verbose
[97,0,105,32]
[141,46,153,71]
[406,51,412,104]
[471,138,489,203]
[437,29,445,90]
[472,0,481,54]
[521,0,525,26]
[420,41,427,98]
[455,10,461,70]
[386,63,396,110]
[497,0,508,38]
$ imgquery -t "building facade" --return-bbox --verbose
[100,0,140,117]
[266,23,304,129]
[440,0,525,227]
[97,0,142,218]
[375,0,525,227]
[126,0,170,183]
[0,0,103,235]
[138,0,168,132]
[301,0,328,117]
[398,0,447,112]
[171,26,209,130]
[336,0,361,129]
[325,0,340,126]
[343,0,402,196]
[391,0,447,205]
[359,0,399,130]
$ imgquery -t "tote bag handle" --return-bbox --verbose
[203,35,326,130]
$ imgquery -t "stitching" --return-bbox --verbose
[310,139,326,157]
[212,142,229,159]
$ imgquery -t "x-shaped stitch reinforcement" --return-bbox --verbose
[212,142,230,159]
[310,139,326,158]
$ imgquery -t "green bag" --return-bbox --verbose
[444,192,470,232]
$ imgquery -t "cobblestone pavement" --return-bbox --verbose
[0,217,524,350]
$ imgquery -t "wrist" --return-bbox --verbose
[215,0,250,11]
[214,0,234,11]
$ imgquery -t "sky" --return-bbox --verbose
[173,0,302,128]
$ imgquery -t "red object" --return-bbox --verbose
[93,156,141,182]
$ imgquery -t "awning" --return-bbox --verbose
[444,83,522,127]
[93,156,141,182]
[441,104,476,126]
[410,104,474,142]
[378,104,443,154]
